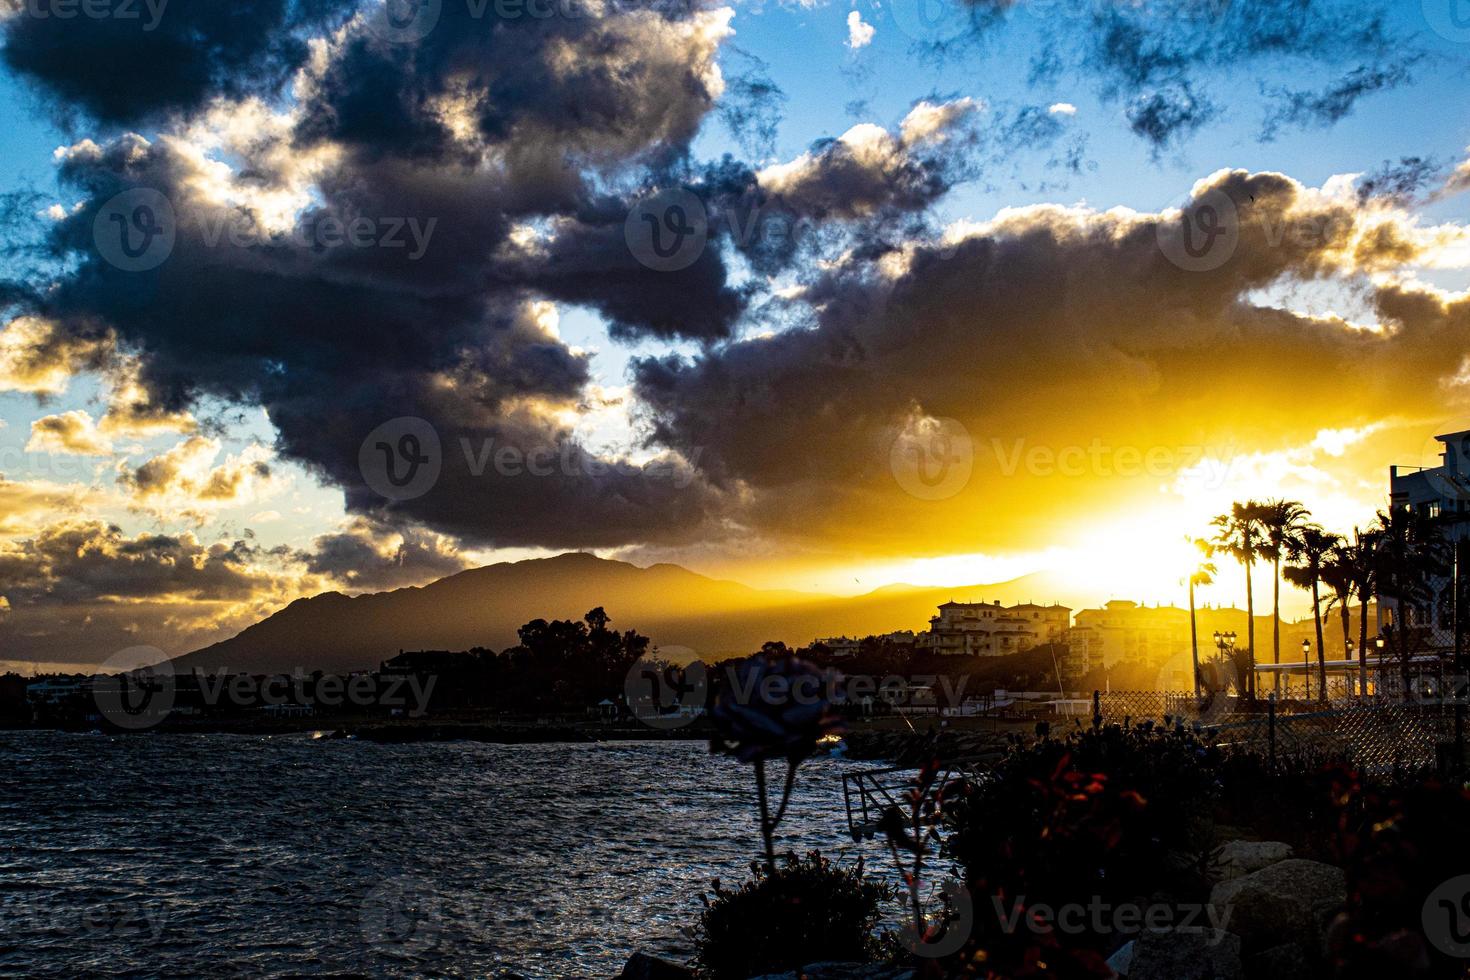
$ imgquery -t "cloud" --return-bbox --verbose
[27,410,112,455]
[1048,102,1077,116]
[846,10,875,49]
[1444,149,1470,199]
[298,516,473,593]
[1,0,358,125]
[0,316,112,395]
[1260,61,1416,140]
[117,436,280,520]
[632,169,1470,559]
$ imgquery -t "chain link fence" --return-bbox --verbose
[1090,688,1468,774]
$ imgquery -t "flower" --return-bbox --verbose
[710,646,846,763]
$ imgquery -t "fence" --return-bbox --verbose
[1090,688,1468,774]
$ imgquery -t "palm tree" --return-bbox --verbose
[1285,525,1339,702]
[1211,501,1268,699]
[1186,536,1216,699]
[1321,541,1357,686]
[1369,506,1450,699]
[1260,499,1311,691]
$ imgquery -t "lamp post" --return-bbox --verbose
[1301,638,1312,702]
[1346,639,1355,699]
[1375,636,1385,698]
[1214,630,1238,694]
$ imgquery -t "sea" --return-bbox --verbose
[0,733,899,978]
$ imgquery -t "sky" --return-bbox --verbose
[1,0,1469,669]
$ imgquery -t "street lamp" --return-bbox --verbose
[1302,638,1312,701]
[1214,630,1238,693]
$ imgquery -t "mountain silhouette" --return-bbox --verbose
[170,552,1064,674]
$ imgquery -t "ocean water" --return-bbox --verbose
[0,733,896,978]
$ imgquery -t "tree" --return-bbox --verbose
[1369,507,1450,700]
[1285,525,1339,702]
[1211,501,1269,698]
[1186,536,1216,699]
[1260,499,1311,692]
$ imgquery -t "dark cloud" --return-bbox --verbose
[962,0,1411,150]
[298,517,472,592]
[1125,83,1217,150]
[1260,61,1416,140]
[1356,156,1444,207]
[632,169,1470,556]
[1,0,357,126]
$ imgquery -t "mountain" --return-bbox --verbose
[170,552,1064,674]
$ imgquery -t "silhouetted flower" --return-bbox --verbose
[710,647,845,763]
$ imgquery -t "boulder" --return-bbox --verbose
[1208,859,1346,954]
[1123,927,1243,980]
[1213,841,1293,882]
[614,952,695,980]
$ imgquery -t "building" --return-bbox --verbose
[916,600,1071,656]
[1388,428,1470,645]
[813,631,916,659]
[1069,600,1191,669]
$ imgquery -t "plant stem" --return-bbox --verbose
[754,758,776,873]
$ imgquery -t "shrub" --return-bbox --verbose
[694,851,896,980]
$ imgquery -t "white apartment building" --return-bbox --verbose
[1387,428,1470,643]
[1069,600,1191,669]
[916,600,1070,656]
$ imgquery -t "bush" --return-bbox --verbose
[942,721,1223,975]
[694,851,896,980]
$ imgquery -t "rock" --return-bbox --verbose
[1213,841,1293,882]
[1208,859,1346,954]
[1244,942,1310,980]
[748,963,914,980]
[614,952,695,980]
[1123,927,1242,980]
